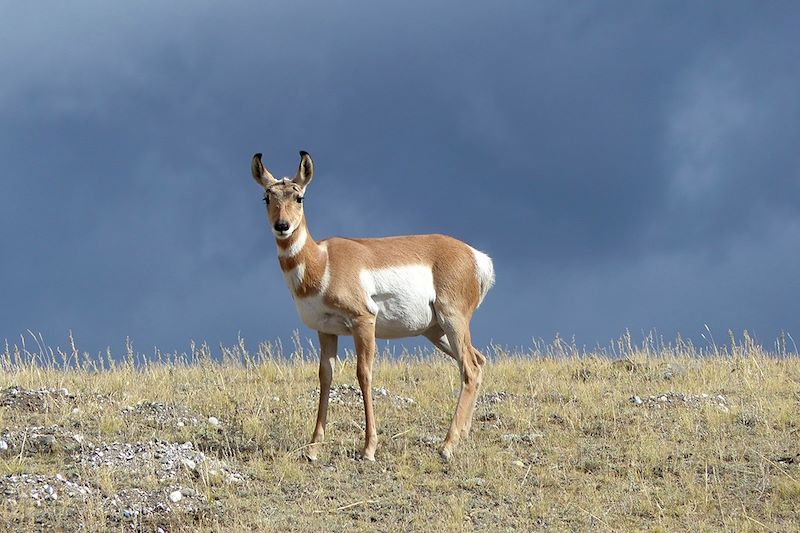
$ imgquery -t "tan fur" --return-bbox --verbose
[250,151,493,461]
[321,234,481,319]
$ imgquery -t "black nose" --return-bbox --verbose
[274,221,290,232]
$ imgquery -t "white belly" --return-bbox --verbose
[360,265,437,339]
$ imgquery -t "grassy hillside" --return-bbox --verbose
[0,335,798,531]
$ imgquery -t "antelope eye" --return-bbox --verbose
[263,196,269,205]
[296,196,303,204]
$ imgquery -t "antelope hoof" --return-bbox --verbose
[357,448,376,462]
[439,446,453,462]
[304,444,319,462]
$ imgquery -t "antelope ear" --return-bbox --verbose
[251,153,278,188]
[292,150,314,191]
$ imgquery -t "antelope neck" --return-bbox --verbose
[276,223,326,276]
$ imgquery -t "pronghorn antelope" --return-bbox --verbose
[250,151,495,461]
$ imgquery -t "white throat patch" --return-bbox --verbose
[278,228,307,257]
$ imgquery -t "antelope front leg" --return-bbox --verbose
[353,319,378,461]
[306,332,338,461]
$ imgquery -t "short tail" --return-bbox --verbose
[470,247,495,307]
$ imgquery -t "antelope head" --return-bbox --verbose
[251,151,314,239]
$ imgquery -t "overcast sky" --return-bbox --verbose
[1,1,798,357]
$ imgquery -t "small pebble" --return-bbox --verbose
[421,435,443,446]
[512,460,525,467]
[208,416,220,427]
[0,440,8,451]
[168,490,183,503]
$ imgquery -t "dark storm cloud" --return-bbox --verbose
[1,1,798,355]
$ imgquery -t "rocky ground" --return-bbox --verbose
[0,383,424,529]
[0,350,798,531]
[0,383,546,527]
[0,385,245,530]
[306,383,417,407]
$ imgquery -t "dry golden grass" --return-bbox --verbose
[0,333,798,531]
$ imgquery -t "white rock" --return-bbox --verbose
[512,460,525,467]
[631,395,643,405]
[0,440,8,451]
[421,435,442,446]
[168,490,183,503]
[208,416,220,427]
[73,434,84,444]
[181,458,197,471]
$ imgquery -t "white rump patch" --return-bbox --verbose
[470,247,495,307]
[359,265,437,339]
